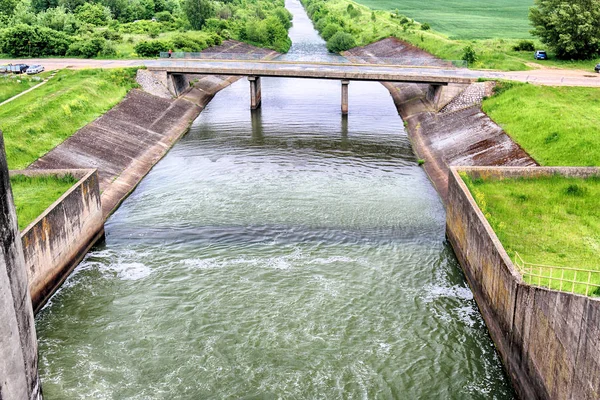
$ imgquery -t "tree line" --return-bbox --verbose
[0,0,292,57]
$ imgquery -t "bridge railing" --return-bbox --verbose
[158,52,468,68]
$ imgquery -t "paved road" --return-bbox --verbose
[3,58,600,87]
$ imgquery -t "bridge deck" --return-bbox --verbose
[146,60,478,85]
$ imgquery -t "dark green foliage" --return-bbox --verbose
[420,22,430,30]
[326,31,356,53]
[0,0,18,20]
[183,0,213,29]
[31,0,58,13]
[461,44,477,65]
[346,3,361,18]
[529,0,600,60]
[0,24,71,56]
[512,40,535,51]
[134,39,171,56]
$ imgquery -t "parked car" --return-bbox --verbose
[26,65,44,75]
[534,50,548,60]
[7,64,29,74]
[595,63,600,73]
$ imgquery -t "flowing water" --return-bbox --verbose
[35,1,515,398]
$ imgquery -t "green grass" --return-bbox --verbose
[304,0,600,71]
[10,174,78,230]
[462,173,600,296]
[482,83,600,166]
[0,68,138,169]
[0,75,43,103]
[352,0,533,40]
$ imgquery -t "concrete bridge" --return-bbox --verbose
[146,60,476,114]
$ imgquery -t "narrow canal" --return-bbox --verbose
[35,0,514,398]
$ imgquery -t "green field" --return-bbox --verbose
[462,173,600,296]
[482,83,600,166]
[0,68,137,170]
[10,174,78,230]
[352,0,533,39]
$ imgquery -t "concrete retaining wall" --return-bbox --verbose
[446,166,600,400]
[12,169,104,312]
[0,134,41,400]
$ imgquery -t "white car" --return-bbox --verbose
[26,65,44,75]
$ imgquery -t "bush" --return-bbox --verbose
[0,24,71,56]
[512,40,535,52]
[67,35,107,57]
[462,44,477,66]
[154,10,173,22]
[326,31,356,53]
[171,33,207,51]
[101,29,122,41]
[321,23,340,40]
[134,39,172,56]
[420,22,430,31]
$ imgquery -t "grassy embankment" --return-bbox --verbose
[460,83,600,295]
[0,75,45,103]
[10,174,78,230]
[461,173,600,295]
[302,0,600,71]
[0,68,137,170]
[482,82,600,166]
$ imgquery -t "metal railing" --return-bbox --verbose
[158,52,468,68]
[514,252,600,296]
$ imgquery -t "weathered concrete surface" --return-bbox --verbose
[344,38,537,201]
[0,133,42,400]
[147,59,475,85]
[447,166,600,400]
[28,41,277,218]
[11,169,103,312]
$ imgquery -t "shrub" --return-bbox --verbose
[462,44,477,66]
[134,39,172,56]
[171,33,207,51]
[0,24,71,56]
[512,40,535,52]
[67,35,106,57]
[420,22,430,31]
[321,23,340,40]
[154,10,174,22]
[326,31,356,53]
[101,29,123,41]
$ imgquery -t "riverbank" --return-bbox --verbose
[344,38,537,201]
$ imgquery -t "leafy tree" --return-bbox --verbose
[31,0,58,13]
[321,23,339,40]
[76,3,112,26]
[67,35,107,57]
[183,0,212,29]
[529,0,600,60]
[326,31,356,53]
[37,6,79,32]
[0,0,17,21]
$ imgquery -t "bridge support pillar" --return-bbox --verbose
[341,80,349,115]
[248,76,262,110]
[426,84,444,110]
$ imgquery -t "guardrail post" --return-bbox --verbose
[248,76,261,110]
[341,80,349,115]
